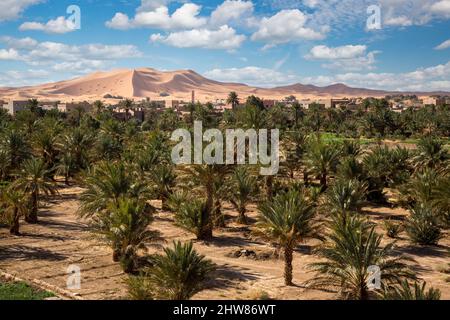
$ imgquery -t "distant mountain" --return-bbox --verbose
[0,67,447,102]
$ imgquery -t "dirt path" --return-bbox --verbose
[0,186,448,300]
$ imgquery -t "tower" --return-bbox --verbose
[191,90,195,104]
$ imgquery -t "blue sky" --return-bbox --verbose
[0,0,449,91]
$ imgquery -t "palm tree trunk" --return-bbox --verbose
[25,191,39,224]
[198,189,213,240]
[320,173,327,191]
[284,244,294,286]
[10,208,20,235]
[265,176,273,201]
[237,205,247,225]
[214,198,226,228]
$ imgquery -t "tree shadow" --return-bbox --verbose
[205,263,260,291]
[0,244,67,262]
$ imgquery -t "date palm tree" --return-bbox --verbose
[379,280,441,300]
[324,178,367,218]
[144,241,215,300]
[0,187,27,235]
[227,92,239,110]
[150,164,176,211]
[79,161,151,218]
[306,139,341,191]
[58,128,94,173]
[257,190,322,286]
[228,166,258,225]
[13,158,57,223]
[413,136,449,171]
[180,165,230,240]
[91,197,159,271]
[0,128,30,174]
[307,215,414,300]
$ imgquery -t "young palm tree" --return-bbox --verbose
[13,158,57,224]
[55,152,76,185]
[324,178,367,217]
[92,197,159,272]
[79,161,151,217]
[144,241,215,300]
[307,215,414,300]
[405,204,442,246]
[173,199,210,240]
[305,139,341,191]
[379,280,441,300]
[150,164,176,211]
[413,136,449,171]
[227,92,239,110]
[228,167,258,225]
[257,190,322,286]
[0,187,27,235]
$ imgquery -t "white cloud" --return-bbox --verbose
[19,16,76,34]
[430,0,450,16]
[150,25,246,50]
[264,1,450,33]
[210,0,254,26]
[307,45,367,59]
[1,36,38,49]
[0,37,143,81]
[106,3,206,30]
[435,39,450,50]
[251,10,327,48]
[0,49,22,60]
[204,66,301,87]
[0,69,50,87]
[303,61,450,92]
[0,0,43,22]
[306,44,378,71]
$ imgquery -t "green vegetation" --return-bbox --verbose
[0,96,448,300]
[0,280,54,300]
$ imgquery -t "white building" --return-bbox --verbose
[1,100,29,115]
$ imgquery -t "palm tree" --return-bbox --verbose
[93,100,105,114]
[143,241,215,300]
[180,165,230,240]
[257,190,322,286]
[227,92,239,110]
[228,167,258,225]
[432,175,450,227]
[307,215,414,300]
[79,161,150,218]
[0,128,30,173]
[405,204,442,246]
[306,139,341,191]
[13,158,57,223]
[324,178,367,218]
[92,197,158,271]
[150,165,176,211]
[413,136,449,171]
[0,187,27,235]
[121,99,134,121]
[173,199,210,240]
[59,128,94,173]
[379,280,441,300]
[55,152,76,185]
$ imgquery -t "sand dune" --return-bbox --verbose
[0,67,448,102]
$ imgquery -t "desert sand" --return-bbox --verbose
[2,67,444,104]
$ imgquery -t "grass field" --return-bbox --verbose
[0,279,54,300]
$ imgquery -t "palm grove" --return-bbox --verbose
[0,94,449,300]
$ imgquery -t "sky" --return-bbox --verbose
[0,0,449,91]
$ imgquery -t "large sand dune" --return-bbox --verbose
[0,67,448,102]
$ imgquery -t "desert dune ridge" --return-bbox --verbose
[0,67,448,103]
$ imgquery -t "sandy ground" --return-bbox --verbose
[0,185,448,300]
